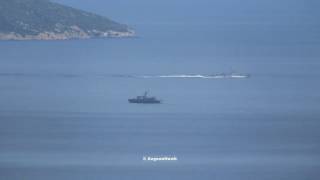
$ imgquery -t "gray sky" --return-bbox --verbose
[52,0,320,24]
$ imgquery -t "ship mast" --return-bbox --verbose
[143,91,148,97]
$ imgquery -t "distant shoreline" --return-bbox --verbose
[0,0,135,41]
[0,29,135,41]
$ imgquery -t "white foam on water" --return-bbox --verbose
[135,74,250,79]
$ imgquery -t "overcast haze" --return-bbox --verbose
[1,1,320,180]
[52,0,320,25]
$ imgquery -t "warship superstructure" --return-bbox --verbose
[128,92,161,104]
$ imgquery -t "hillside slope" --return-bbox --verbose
[0,0,134,40]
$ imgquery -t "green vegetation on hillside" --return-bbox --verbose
[0,0,133,39]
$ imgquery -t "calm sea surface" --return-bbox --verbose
[0,23,320,180]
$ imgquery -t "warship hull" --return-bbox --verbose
[128,99,161,104]
[128,92,161,104]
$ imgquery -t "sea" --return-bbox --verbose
[0,19,320,179]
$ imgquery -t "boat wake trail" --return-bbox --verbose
[0,73,250,79]
[111,73,250,79]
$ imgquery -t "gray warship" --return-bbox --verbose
[128,92,161,104]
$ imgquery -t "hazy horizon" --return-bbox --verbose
[1,1,320,180]
[52,0,320,25]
